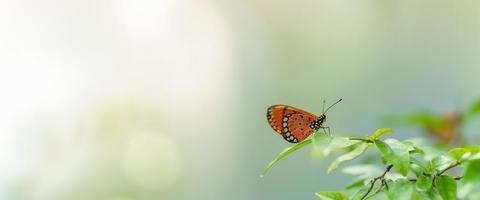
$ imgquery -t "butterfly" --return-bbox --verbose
[266,99,342,143]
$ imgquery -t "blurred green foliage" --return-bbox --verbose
[382,98,480,145]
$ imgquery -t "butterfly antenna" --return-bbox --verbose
[322,100,326,113]
[323,98,342,114]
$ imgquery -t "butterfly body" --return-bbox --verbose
[267,105,327,143]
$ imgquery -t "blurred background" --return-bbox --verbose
[1,0,480,199]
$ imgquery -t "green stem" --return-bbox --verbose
[349,137,373,143]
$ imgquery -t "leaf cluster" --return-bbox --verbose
[263,128,480,200]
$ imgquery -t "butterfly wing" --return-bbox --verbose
[266,105,320,143]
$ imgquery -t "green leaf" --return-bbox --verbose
[315,191,349,200]
[410,157,428,176]
[426,190,440,200]
[406,112,443,129]
[464,98,480,122]
[344,179,366,190]
[322,137,361,156]
[327,143,369,174]
[436,175,457,200]
[459,160,480,198]
[341,164,382,180]
[410,157,427,171]
[374,139,410,176]
[410,163,423,176]
[464,145,480,154]
[350,184,375,200]
[447,148,470,162]
[468,98,480,115]
[262,139,312,175]
[330,137,361,148]
[428,155,456,173]
[411,190,434,200]
[313,132,333,151]
[371,128,393,140]
[386,179,414,200]
[462,146,480,161]
[403,140,425,155]
[416,174,432,191]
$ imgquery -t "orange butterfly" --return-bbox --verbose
[266,99,342,143]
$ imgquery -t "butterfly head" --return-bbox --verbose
[309,114,326,131]
[313,99,341,130]
[319,114,326,123]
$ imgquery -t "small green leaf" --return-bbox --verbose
[311,148,327,160]
[315,191,349,200]
[350,184,375,200]
[374,139,410,176]
[341,164,382,179]
[436,175,457,200]
[410,157,427,172]
[464,146,480,160]
[327,143,369,174]
[468,99,480,115]
[410,158,428,177]
[448,148,470,162]
[464,145,480,154]
[371,128,393,140]
[416,174,432,191]
[262,139,312,175]
[386,179,414,200]
[313,132,332,151]
[410,163,423,176]
[429,155,456,173]
[403,140,425,155]
[330,137,360,148]
[464,98,480,122]
[406,112,443,129]
[322,137,361,156]
[411,190,433,200]
[426,190,440,200]
[344,179,366,190]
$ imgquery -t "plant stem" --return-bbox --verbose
[432,162,461,186]
[437,162,461,176]
[349,137,373,143]
[360,164,393,200]
[409,176,462,182]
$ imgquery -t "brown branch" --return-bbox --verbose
[432,162,461,186]
[360,164,393,200]
[371,179,387,197]
[437,162,461,176]
[409,176,462,182]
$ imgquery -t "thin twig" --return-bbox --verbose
[360,164,393,200]
[432,162,461,185]
[409,176,462,182]
[371,179,386,196]
[437,162,461,176]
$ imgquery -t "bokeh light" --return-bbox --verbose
[123,132,182,190]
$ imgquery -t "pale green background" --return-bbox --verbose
[0,0,479,199]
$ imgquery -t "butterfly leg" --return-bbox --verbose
[322,126,331,136]
[320,127,328,135]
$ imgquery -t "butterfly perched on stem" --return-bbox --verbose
[266,99,342,143]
